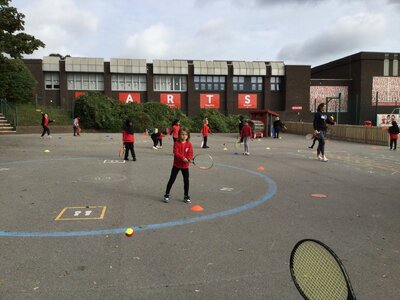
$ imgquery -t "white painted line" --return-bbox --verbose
[103,160,126,164]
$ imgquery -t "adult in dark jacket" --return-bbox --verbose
[273,117,285,139]
[313,103,334,161]
[388,120,399,150]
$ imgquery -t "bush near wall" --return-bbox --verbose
[74,92,245,133]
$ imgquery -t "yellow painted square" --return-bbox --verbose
[55,206,107,221]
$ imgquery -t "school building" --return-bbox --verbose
[23,51,400,125]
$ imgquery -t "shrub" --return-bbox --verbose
[74,93,244,132]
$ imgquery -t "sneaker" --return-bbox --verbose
[183,196,191,204]
[163,194,169,203]
[159,146,163,149]
[152,146,158,150]
[132,157,136,161]
[317,155,322,161]
[322,156,328,162]
[308,146,313,149]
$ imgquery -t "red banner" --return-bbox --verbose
[238,94,257,109]
[291,106,303,110]
[200,94,220,109]
[74,91,86,98]
[118,93,141,104]
[160,93,181,109]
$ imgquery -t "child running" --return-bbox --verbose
[164,127,193,204]
[40,112,55,138]
[151,128,166,149]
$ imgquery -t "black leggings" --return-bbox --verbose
[165,166,189,197]
[316,131,326,156]
[390,139,397,150]
[41,125,50,136]
[202,136,208,147]
[124,142,136,159]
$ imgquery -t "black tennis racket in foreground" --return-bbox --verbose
[290,239,356,300]
[191,154,214,170]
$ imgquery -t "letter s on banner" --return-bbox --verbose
[238,94,257,109]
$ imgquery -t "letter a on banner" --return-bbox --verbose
[118,93,141,104]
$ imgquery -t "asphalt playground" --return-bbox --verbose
[0,131,399,299]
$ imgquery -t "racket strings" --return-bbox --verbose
[292,242,348,300]
[193,154,214,170]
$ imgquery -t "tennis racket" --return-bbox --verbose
[290,239,356,300]
[191,154,214,170]
[119,144,125,158]
[305,133,315,140]
[234,138,241,149]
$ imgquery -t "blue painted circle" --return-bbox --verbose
[0,159,276,237]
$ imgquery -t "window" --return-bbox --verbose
[270,76,281,91]
[384,54,389,76]
[233,76,263,91]
[194,75,225,91]
[153,75,187,91]
[44,73,60,90]
[66,73,105,91]
[111,74,147,91]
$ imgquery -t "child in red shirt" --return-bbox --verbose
[122,119,136,161]
[170,119,180,143]
[164,127,193,203]
[240,120,253,155]
[201,118,213,148]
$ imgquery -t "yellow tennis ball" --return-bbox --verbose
[125,228,134,237]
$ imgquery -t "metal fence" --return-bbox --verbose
[0,99,17,128]
[285,122,389,146]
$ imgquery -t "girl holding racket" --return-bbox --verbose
[240,120,253,155]
[164,127,193,204]
[122,119,136,161]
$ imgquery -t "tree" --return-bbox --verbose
[0,0,44,102]
[0,0,45,60]
[0,58,36,102]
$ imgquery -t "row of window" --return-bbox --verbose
[45,73,282,92]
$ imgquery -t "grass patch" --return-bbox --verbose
[17,103,73,126]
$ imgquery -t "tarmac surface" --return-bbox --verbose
[0,131,399,299]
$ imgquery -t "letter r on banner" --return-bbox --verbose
[160,93,181,109]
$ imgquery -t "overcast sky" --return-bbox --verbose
[11,0,400,67]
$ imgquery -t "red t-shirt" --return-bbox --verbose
[171,125,180,139]
[122,130,134,143]
[240,124,253,138]
[173,141,193,169]
[201,124,213,137]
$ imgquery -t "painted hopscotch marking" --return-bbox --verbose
[55,206,107,221]
[104,160,126,164]
[220,187,234,192]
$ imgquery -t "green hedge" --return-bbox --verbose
[74,92,246,133]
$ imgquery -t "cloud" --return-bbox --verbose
[124,23,174,59]
[18,0,99,57]
[277,13,386,66]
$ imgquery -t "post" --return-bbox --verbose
[355,94,359,125]
[337,93,341,124]
[375,92,379,126]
